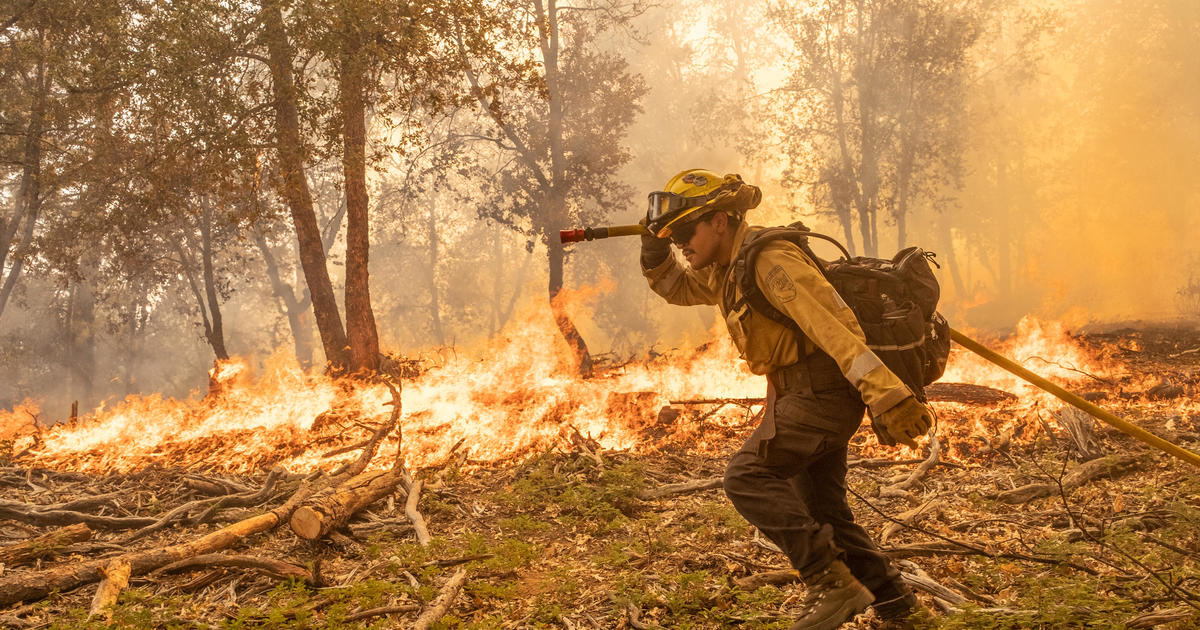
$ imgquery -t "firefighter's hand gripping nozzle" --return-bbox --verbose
[559,224,649,244]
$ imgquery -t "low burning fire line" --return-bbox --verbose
[950,327,1200,469]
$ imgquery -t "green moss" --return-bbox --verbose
[497,513,551,534]
[502,455,645,534]
[482,538,540,571]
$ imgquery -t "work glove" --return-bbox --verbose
[639,218,671,269]
[870,396,933,449]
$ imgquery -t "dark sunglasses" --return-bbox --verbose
[669,216,708,246]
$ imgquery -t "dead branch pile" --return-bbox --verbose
[0,380,470,628]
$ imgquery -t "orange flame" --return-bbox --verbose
[941,316,1121,398]
[1,295,1156,474]
[12,288,763,473]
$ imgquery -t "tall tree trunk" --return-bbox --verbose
[537,0,592,376]
[0,29,47,321]
[427,201,444,345]
[67,273,96,410]
[896,141,914,251]
[836,202,857,258]
[0,200,36,318]
[489,227,526,335]
[262,0,350,371]
[199,202,230,361]
[253,223,316,368]
[936,210,965,297]
[339,5,379,373]
[546,215,591,376]
[829,24,872,260]
[123,294,146,396]
[857,118,880,257]
[995,161,1012,301]
[826,165,859,257]
[174,238,220,361]
[852,2,879,257]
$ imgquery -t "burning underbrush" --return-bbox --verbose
[0,307,1198,628]
[9,295,766,475]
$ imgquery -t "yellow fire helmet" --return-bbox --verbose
[646,169,761,238]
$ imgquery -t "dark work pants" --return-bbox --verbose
[723,352,906,603]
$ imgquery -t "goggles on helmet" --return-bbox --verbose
[646,191,715,238]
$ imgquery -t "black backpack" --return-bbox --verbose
[728,222,950,402]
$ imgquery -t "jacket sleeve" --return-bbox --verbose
[754,244,911,415]
[642,254,721,306]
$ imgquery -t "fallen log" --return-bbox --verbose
[880,499,941,545]
[0,480,312,606]
[88,559,130,619]
[994,454,1140,504]
[404,476,432,546]
[0,501,156,530]
[182,475,254,496]
[155,553,314,584]
[289,382,406,541]
[29,492,124,514]
[119,496,226,544]
[1125,606,1195,629]
[896,560,965,606]
[641,476,723,499]
[0,523,92,567]
[925,382,1016,405]
[343,603,420,623]
[188,471,287,526]
[290,467,404,541]
[120,468,287,543]
[733,569,798,590]
[412,567,467,630]
[878,434,941,501]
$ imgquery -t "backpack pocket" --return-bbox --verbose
[860,301,930,401]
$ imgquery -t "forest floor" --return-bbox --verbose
[1,327,1199,629]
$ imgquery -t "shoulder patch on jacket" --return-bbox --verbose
[764,265,797,303]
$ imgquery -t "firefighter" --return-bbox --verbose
[640,169,932,630]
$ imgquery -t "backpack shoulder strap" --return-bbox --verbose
[728,224,829,331]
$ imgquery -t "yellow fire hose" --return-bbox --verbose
[558,225,1200,469]
[950,327,1200,469]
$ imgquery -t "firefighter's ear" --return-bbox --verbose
[710,210,729,232]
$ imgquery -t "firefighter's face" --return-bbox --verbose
[676,212,727,270]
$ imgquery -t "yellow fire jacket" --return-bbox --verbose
[643,222,911,416]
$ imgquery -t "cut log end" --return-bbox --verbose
[290,506,325,540]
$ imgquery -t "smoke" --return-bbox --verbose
[950,0,1200,326]
[615,0,1200,337]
